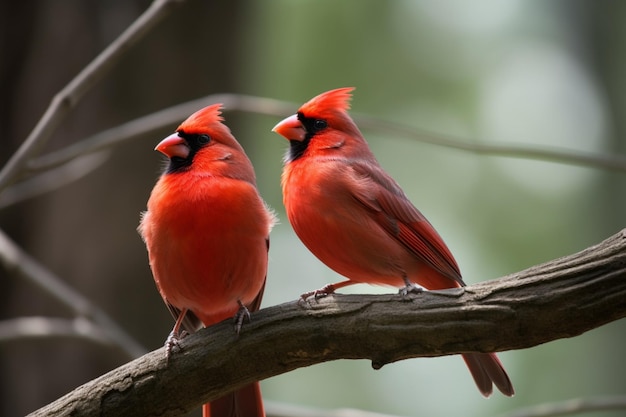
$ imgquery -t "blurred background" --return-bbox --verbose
[1,0,625,416]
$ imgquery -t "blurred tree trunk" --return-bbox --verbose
[0,1,249,416]
[0,1,44,414]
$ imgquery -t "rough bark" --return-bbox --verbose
[29,229,626,417]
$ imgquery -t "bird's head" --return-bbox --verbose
[156,103,255,182]
[272,87,365,162]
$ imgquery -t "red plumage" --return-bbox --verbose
[273,87,514,398]
[140,103,275,417]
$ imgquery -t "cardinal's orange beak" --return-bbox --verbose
[155,133,190,159]
[272,114,306,142]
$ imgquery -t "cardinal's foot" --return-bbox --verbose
[234,301,251,334]
[399,281,424,297]
[299,283,337,302]
[164,329,187,359]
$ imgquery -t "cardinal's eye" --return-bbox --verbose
[197,134,211,145]
[313,119,327,130]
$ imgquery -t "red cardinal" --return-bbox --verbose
[139,103,275,417]
[272,87,514,398]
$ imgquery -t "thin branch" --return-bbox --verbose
[0,316,113,347]
[265,395,626,417]
[354,116,626,174]
[0,229,147,359]
[26,94,294,173]
[494,396,626,417]
[265,401,404,417]
[0,0,187,192]
[0,152,109,209]
[26,94,626,175]
[27,229,626,417]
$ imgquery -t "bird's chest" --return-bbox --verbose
[146,176,264,278]
[158,190,236,240]
[151,176,257,239]
[144,177,268,320]
[284,162,383,254]
[283,162,354,230]
[282,160,412,282]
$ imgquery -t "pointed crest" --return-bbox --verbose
[178,103,224,133]
[299,87,355,117]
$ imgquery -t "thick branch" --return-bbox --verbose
[29,230,626,417]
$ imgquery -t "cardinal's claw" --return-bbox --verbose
[399,278,424,298]
[234,301,251,334]
[164,329,188,359]
[299,283,337,302]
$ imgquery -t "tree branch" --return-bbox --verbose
[25,94,626,176]
[28,229,626,417]
[0,229,147,359]
[0,152,109,209]
[494,395,626,417]
[0,0,187,192]
[0,317,114,347]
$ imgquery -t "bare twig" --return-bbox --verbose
[0,152,109,209]
[26,94,626,176]
[0,229,147,358]
[0,0,187,193]
[0,316,113,347]
[26,94,294,173]
[27,229,626,417]
[494,395,626,417]
[265,401,404,417]
[354,116,626,174]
